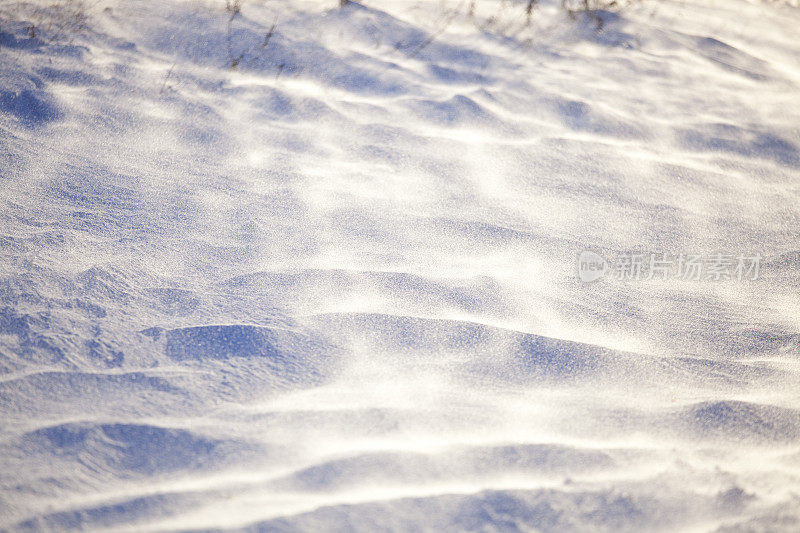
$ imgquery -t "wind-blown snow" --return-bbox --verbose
[1,0,799,531]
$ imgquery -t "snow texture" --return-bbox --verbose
[1,0,800,531]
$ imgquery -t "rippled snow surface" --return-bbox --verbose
[1,0,800,531]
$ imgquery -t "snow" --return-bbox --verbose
[1,0,800,530]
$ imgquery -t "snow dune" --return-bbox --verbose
[1,0,800,530]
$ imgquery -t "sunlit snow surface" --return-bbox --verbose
[1,0,800,530]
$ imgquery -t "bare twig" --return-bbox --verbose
[159,63,175,95]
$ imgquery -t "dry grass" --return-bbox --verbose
[0,0,95,42]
